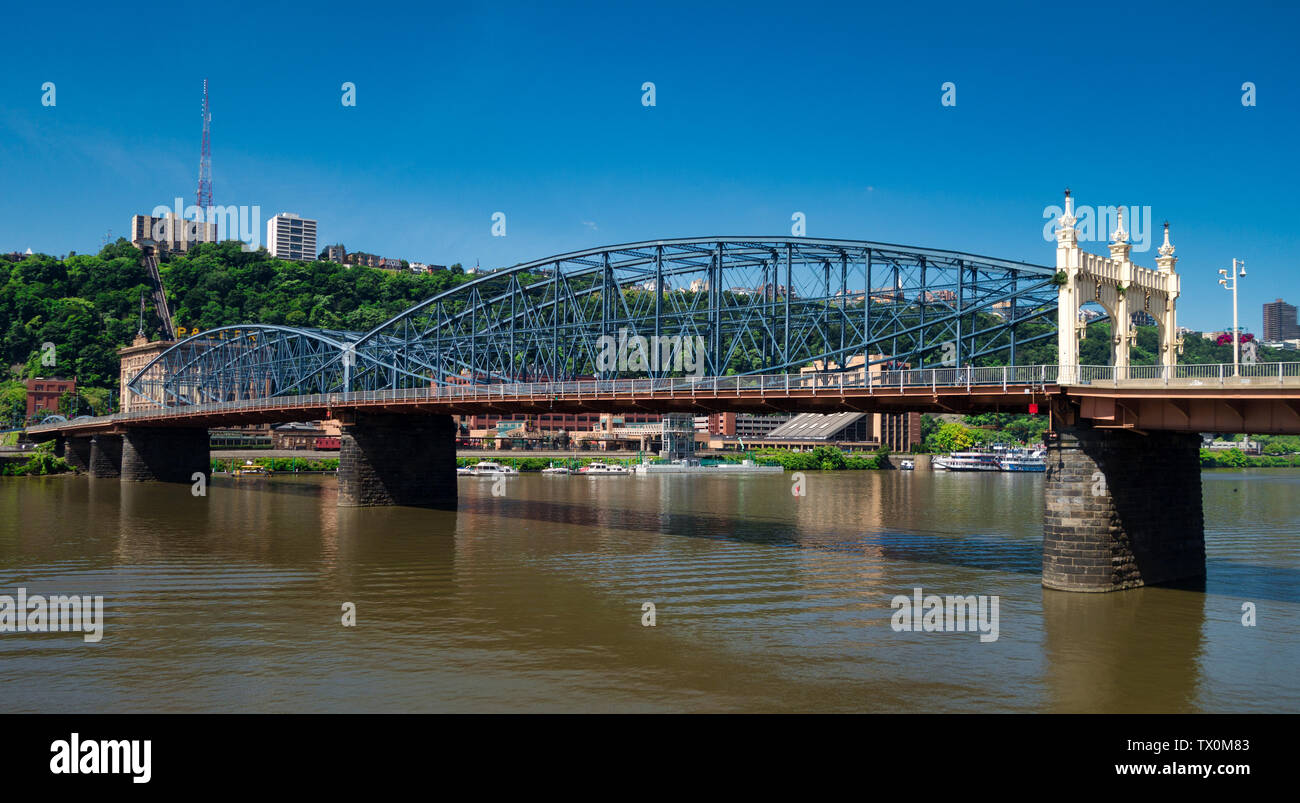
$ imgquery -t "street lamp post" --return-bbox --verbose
[1218,258,1247,376]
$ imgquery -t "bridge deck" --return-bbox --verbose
[28,363,1300,437]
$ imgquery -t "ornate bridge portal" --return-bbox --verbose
[1054,190,1183,381]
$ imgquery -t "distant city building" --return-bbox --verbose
[210,424,272,449]
[344,252,382,268]
[271,422,326,450]
[733,410,921,453]
[1131,310,1157,327]
[757,283,797,300]
[696,412,795,439]
[330,249,436,272]
[1263,298,1299,341]
[266,213,318,262]
[25,377,75,419]
[130,213,217,257]
[876,411,923,452]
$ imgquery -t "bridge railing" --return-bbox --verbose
[1071,362,1300,386]
[27,362,1300,433]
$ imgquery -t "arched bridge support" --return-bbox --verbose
[121,428,209,484]
[337,412,457,509]
[1042,426,1205,592]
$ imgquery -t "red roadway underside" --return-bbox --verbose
[36,383,1300,438]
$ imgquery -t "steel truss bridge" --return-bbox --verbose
[122,237,1060,409]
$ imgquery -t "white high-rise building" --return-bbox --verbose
[266,213,318,261]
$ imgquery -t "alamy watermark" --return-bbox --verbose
[50,733,150,783]
[150,197,261,249]
[594,327,707,377]
[0,587,103,643]
[1043,203,1152,252]
[891,587,999,642]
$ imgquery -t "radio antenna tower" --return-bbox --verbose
[196,79,212,210]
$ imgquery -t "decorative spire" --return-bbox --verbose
[1056,188,1079,251]
[1059,188,1076,229]
[1155,220,1178,272]
[1157,221,1175,257]
[1111,207,1128,244]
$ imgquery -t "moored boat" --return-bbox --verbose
[578,461,630,475]
[467,461,519,476]
[933,451,1002,471]
[997,448,1046,472]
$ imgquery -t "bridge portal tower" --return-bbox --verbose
[1054,190,1183,382]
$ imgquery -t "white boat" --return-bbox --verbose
[633,458,782,475]
[997,448,1046,472]
[578,461,630,475]
[541,463,572,475]
[899,459,915,470]
[456,465,473,475]
[467,461,518,476]
[933,451,1002,471]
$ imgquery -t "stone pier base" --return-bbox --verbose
[121,427,210,483]
[61,437,91,472]
[1043,427,1205,592]
[338,413,456,508]
[89,435,122,478]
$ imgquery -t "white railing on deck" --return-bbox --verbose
[24,362,1300,431]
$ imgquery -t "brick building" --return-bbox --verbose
[25,377,75,418]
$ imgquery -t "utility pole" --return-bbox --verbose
[1218,258,1247,376]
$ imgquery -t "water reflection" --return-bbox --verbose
[0,468,1296,712]
[1041,587,1207,713]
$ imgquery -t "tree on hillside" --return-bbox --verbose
[928,422,975,453]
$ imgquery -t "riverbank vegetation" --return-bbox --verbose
[1,241,478,424]
[211,457,339,473]
[914,413,1048,453]
[0,444,70,476]
[1199,449,1300,468]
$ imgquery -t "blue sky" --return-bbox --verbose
[1,0,1297,332]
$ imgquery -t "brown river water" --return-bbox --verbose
[1,469,1296,712]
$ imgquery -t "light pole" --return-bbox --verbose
[1218,259,1247,376]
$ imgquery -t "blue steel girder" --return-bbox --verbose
[351,237,1057,384]
[125,237,1059,406]
[125,325,394,408]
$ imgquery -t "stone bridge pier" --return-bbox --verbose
[337,412,457,509]
[57,436,91,473]
[121,427,210,484]
[89,434,122,478]
[1042,426,1205,592]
